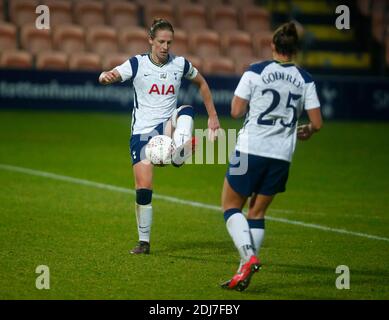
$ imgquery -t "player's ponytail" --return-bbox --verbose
[149,18,174,39]
[272,22,299,57]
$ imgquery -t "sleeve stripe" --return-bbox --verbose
[129,56,139,81]
[183,58,190,77]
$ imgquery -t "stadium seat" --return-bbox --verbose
[189,30,221,58]
[20,24,53,55]
[171,28,189,56]
[209,5,239,32]
[0,23,17,51]
[9,0,39,27]
[240,6,271,34]
[143,3,176,29]
[74,1,105,28]
[35,51,68,70]
[53,24,86,54]
[86,26,119,56]
[177,4,208,31]
[68,52,101,71]
[101,53,129,71]
[252,31,273,60]
[184,54,203,73]
[118,27,150,56]
[202,56,235,76]
[106,2,139,30]
[0,50,33,68]
[234,55,263,75]
[40,0,73,27]
[221,30,253,60]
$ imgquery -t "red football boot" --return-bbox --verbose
[221,256,261,291]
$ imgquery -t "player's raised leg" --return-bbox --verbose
[221,178,261,291]
[171,105,195,166]
[130,161,153,254]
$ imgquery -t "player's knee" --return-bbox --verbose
[136,188,152,205]
[177,105,194,119]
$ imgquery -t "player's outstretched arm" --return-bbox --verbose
[191,72,220,141]
[297,107,322,141]
[98,69,122,85]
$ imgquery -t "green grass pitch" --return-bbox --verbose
[0,110,388,299]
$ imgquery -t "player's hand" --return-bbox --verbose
[207,114,220,142]
[297,124,313,141]
[99,71,117,85]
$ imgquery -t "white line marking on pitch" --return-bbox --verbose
[1,163,388,243]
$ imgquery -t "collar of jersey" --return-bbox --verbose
[273,59,295,67]
[148,53,170,67]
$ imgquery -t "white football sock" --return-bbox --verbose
[172,115,194,165]
[248,218,265,255]
[250,228,265,255]
[135,203,153,243]
[226,212,255,263]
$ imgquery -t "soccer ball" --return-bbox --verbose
[145,135,175,165]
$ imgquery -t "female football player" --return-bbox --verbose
[221,22,322,291]
[99,19,220,254]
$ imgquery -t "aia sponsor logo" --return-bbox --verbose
[149,84,175,95]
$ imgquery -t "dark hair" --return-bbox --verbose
[272,22,299,56]
[149,18,174,39]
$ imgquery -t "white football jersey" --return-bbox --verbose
[234,60,320,162]
[115,54,198,134]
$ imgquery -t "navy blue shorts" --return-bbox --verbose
[130,122,165,165]
[226,150,290,197]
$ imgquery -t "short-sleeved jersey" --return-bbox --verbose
[115,54,198,134]
[234,60,320,162]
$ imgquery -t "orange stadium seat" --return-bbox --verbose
[86,26,119,56]
[20,24,52,55]
[68,52,101,71]
[101,53,129,71]
[0,50,33,68]
[106,2,139,30]
[177,4,208,31]
[40,0,73,27]
[144,3,176,29]
[209,6,239,32]
[240,6,271,34]
[0,23,17,51]
[234,55,263,75]
[202,56,235,76]
[74,1,105,28]
[221,30,253,59]
[118,27,150,56]
[171,28,189,56]
[184,54,203,73]
[252,31,273,60]
[35,51,68,70]
[189,30,221,58]
[9,0,39,27]
[53,24,86,54]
